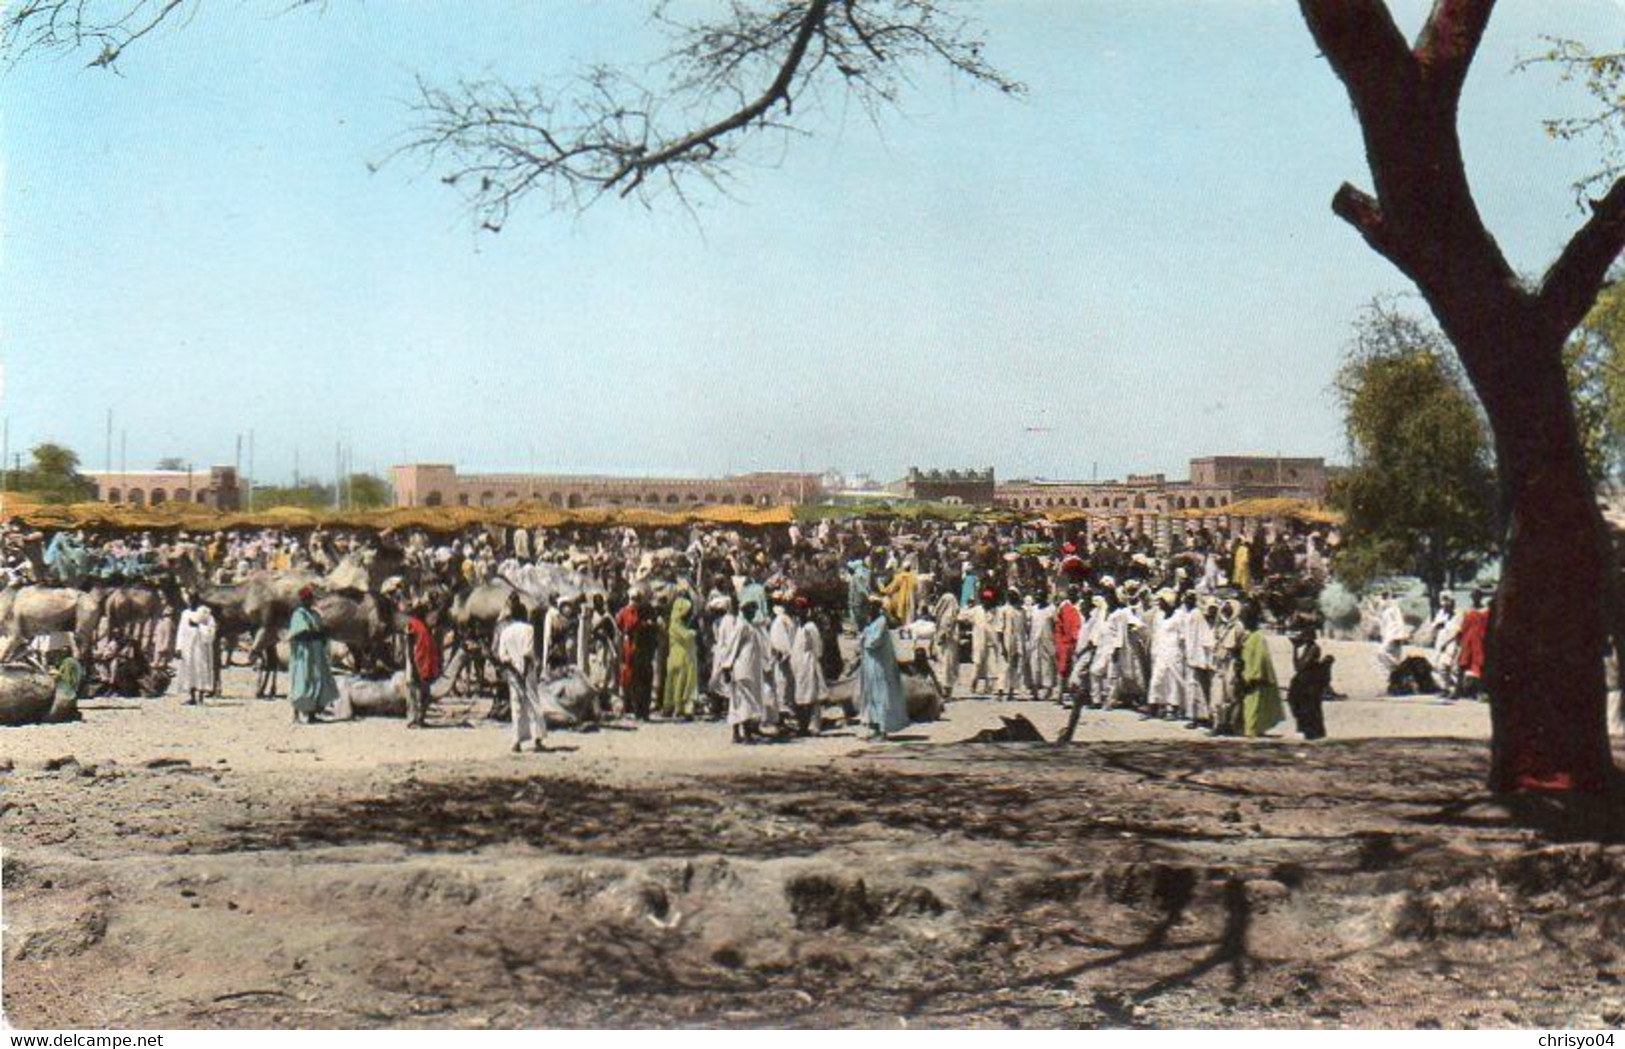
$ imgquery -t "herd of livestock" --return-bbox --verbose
[0,530,626,724]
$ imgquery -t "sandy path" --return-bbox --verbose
[0,637,1488,776]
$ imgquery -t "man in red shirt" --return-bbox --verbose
[616,596,640,706]
[1455,588,1490,700]
[404,601,441,728]
[1053,584,1084,699]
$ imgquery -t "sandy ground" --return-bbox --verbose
[7,635,1625,1029]
[0,638,1488,776]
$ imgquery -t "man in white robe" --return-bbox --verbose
[1181,592,1216,725]
[1376,592,1409,682]
[708,603,740,701]
[959,591,1003,696]
[789,601,830,733]
[1146,589,1187,720]
[723,601,770,742]
[930,591,961,697]
[1025,593,1058,701]
[173,602,217,705]
[495,601,547,753]
[1199,550,1223,594]
[994,592,1025,700]
[766,602,797,724]
[1090,593,1125,708]
[1072,597,1105,700]
[1100,587,1145,709]
[1429,593,1462,695]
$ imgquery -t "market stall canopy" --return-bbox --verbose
[2,495,1339,531]
[1181,497,1344,525]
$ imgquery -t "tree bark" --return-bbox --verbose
[1477,333,1614,791]
[1300,0,1625,792]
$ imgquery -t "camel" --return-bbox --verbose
[0,585,106,662]
[189,570,320,697]
[536,669,610,728]
[180,552,399,698]
[0,664,74,726]
[102,575,183,654]
[443,566,601,694]
[334,651,469,718]
[313,589,402,676]
[825,652,948,725]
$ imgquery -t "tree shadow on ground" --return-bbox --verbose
[1411,788,1625,844]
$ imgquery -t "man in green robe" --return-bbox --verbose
[287,586,338,724]
[662,595,700,719]
[49,651,84,721]
[1238,603,1284,738]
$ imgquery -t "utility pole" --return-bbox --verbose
[1,417,9,522]
[105,408,113,478]
[248,429,257,511]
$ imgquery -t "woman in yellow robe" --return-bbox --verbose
[662,595,700,718]
[879,567,919,625]
[1232,539,1252,591]
[1238,603,1283,737]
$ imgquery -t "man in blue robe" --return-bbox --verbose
[858,598,909,741]
[287,586,338,723]
[44,531,85,583]
[846,557,872,634]
[959,562,980,608]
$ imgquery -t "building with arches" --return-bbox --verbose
[83,466,246,511]
[993,455,1327,521]
[389,464,824,510]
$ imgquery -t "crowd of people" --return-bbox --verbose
[1373,587,1491,700]
[1,511,1353,747]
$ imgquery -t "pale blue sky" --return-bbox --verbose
[2,0,1620,485]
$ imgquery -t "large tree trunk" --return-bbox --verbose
[1301,0,1625,793]
[1480,341,1614,791]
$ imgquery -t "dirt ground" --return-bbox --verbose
[6,637,1625,1029]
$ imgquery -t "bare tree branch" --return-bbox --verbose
[2,0,321,69]
[5,0,1020,229]
[396,0,1023,229]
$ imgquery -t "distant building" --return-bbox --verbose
[389,464,824,510]
[892,467,997,506]
[995,455,1328,519]
[84,466,246,511]
[1188,456,1327,499]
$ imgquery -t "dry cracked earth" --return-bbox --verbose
[8,735,1625,1028]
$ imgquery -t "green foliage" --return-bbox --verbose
[1330,302,1498,597]
[1524,38,1625,200]
[250,473,392,511]
[1565,280,1625,483]
[249,482,333,511]
[155,456,187,471]
[345,473,392,509]
[3,442,97,504]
